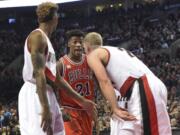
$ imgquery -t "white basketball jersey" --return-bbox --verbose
[102,46,154,90]
[23,28,56,82]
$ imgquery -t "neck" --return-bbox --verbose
[67,54,82,62]
[39,23,52,38]
[87,47,94,55]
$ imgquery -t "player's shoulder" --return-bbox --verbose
[57,55,67,69]
[87,48,105,63]
[93,47,109,57]
[28,29,45,42]
[58,55,67,63]
[27,29,47,51]
[88,47,101,57]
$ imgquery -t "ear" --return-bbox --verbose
[67,41,71,48]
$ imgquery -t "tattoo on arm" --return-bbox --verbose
[29,31,49,108]
[31,53,45,78]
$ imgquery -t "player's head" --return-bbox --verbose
[66,29,84,58]
[83,32,103,54]
[36,2,59,31]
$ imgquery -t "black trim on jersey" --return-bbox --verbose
[138,78,151,135]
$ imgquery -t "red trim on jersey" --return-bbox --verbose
[120,76,159,135]
[27,37,31,52]
[45,67,56,82]
[120,76,136,97]
[64,54,85,65]
[141,75,159,135]
[101,48,110,67]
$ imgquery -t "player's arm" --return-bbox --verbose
[87,48,136,121]
[54,59,63,102]
[56,59,72,121]
[29,31,52,133]
[56,58,63,76]
[87,48,118,110]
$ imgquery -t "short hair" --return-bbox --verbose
[36,2,58,23]
[84,32,103,46]
[66,29,84,42]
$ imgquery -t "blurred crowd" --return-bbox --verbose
[0,101,19,135]
[0,2,180,134]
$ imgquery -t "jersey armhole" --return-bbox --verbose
[27,31,48,56]
[99,47,110,67]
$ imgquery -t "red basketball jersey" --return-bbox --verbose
[58,54,94,109]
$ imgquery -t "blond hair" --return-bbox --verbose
[84,32,103,46]
[36,2,58,23]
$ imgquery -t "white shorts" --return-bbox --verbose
[110,74,172,135]
[111,88,143,135]
[18,82,65,135]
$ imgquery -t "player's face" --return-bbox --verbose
[52,12,59,31]
[68,36,83,58]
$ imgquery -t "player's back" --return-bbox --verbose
[103,47,172,135]
[102,46,154,90]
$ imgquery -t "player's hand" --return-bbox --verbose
[61,108,71,122]
[46,127,53,135]
[40,106,53,135]
[112,107,136,121]
[81,99,97,121]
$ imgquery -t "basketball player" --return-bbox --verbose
[83,32,172,135]
[57,29,95,135]
[18,3,96,135]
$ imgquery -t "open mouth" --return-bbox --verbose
[75,49,82,52]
